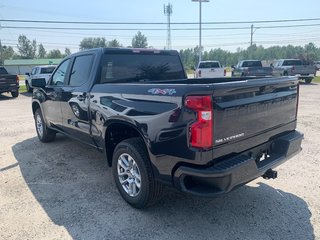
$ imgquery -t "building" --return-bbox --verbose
[4,58,63,75]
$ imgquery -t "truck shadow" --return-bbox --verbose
[0,93,15,101]
[12,136,314,240]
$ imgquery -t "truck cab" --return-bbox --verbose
[195,61,225,78]
[25,65,56,92]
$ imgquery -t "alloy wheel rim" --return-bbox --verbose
[117,153,141,197]
[36,114,43,138]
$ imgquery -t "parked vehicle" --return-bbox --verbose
[272,59,316,84]
[25,65,56,92]
[0,67,19,98]
[314,61,320,71]
[32,48,303,208]
[194,61,225,78]
[232,60,273,77]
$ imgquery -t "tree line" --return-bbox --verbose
[1,32,319,69]
[179,43,320,70]
[0,31,149,64]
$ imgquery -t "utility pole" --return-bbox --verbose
[164,3,172,50]
[192,0,209,64]
[250,24,254,47]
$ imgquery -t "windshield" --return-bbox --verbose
[100,53,185,83]
[242,61,262,67]
[40,67,56,74]
[199,62,220,68]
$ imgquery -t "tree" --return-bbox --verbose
[64,48,71,56]
[17,35,37,59]
[0,44,15,65]
[47,49,63,58]
[131,31,148,48]
[38,44,46,58]
[107,39,122,48]
[79,37,107,50]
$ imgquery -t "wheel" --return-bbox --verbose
[11,91,19,98]
[305,78,312,84]
[34,108,56,142]
[26,81,33,92]
[112,137,163,209]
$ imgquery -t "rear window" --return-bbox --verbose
[242,61,262,67]
[40,67,56,74]
[0,67,8,74]
[283,60,302,66]
[100,53,185,83]
[199,62,220,68]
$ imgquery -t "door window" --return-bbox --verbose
[51,59,71,86]
[68,55,94,86]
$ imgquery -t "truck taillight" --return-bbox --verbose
[198,70,201,78]
[185,96,213,148]
[16,75,19,84]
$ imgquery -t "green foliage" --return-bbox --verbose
[180,43,320,69]
[0,45,15,64]
[131,31,148,48]
[38,44,46,58]
[107,39,122,48]
[47,49,63,58]
[64,48,71,56]
[17,35,37,59]
[79,37,107,50]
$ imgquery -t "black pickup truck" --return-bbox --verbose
[0,67,19,97]
[32,48,303,208]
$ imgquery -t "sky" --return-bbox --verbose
[1,0,320,54]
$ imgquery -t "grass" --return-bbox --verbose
[313,76,320,83]
[19,85,27,93]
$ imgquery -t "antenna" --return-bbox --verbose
[164,3,172,50]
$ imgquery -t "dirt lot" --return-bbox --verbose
[0,83,319,240]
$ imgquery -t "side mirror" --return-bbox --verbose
[31,79,46,89]
[191,66,196,71]
[231,65,235,69]
[270,63,274,68]
[25,72,30,76]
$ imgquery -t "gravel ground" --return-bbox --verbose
[0,83,319,240]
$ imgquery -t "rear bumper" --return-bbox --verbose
[0,84,19,93]
[173,130,303,197]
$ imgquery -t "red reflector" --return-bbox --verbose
[185,96,213,148]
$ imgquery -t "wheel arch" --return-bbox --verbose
[103,120,149,167]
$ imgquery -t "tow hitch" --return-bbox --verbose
[262,169,278,179]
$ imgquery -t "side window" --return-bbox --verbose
[68,55,94,86]
[31,68,37,75]
[51,59,71,86]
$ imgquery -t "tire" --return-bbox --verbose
[11,91,19,98]
[305,78,312,84]
[112,137,163,209]
[34,108,56,142]
[26,81,33,92]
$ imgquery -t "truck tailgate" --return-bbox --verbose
[0,75,18,87]
[212,77,298,146]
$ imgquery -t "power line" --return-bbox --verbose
[1,17,320,25]
[2,23,320,31]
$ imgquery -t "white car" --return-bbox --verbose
[194,61,225,78]
[25,65,56,92]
